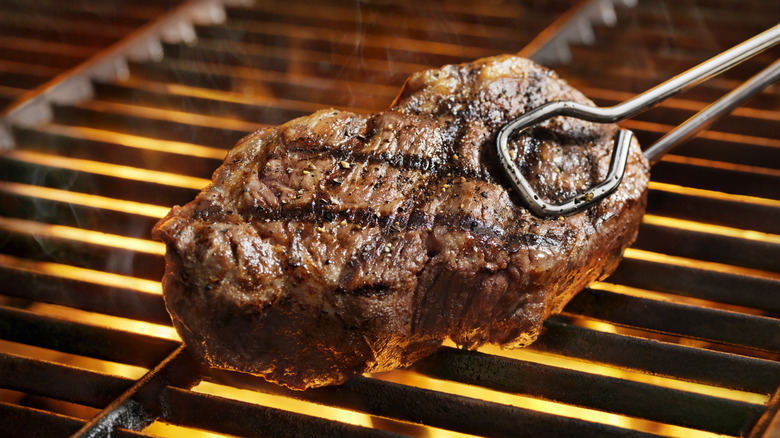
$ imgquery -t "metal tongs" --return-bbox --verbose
[497,24,780,217]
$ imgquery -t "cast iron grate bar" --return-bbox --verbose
[0,352,135,409]
[533,317,780,396]
[187,372,666,438]
[412,347,764,435]
[633,221,780,273]
[644,187,780,235]
[0,305,178,369]
[0,266,169,326]
[71,345,201,438]
[607,258,780,312]
[0,402,153,438]
[157,385,409,438]
[565,287,780,352]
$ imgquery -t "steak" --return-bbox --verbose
[152,55,650,390]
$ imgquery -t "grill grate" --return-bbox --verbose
[1,0,779,437]
[0,0,181,112]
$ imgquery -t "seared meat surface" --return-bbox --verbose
[153,55,650,390]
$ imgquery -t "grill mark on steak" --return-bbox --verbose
[267,116,492,175]
[256,148,523,240]
[264,120,614,209]
[242,173,522,241]
[265,149,455,175]
[235,205,512,244]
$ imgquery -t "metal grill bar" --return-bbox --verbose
[533,318,780,395]
[159,386,407,438]
[633,222,780,273]
[0,352,133,408]
[50,103,248,149]
[224,0,572,47]
[751,391,780,438]
[0,155,199,205]
[412,347,764,435]
[93,80,334,125]
[0,402,153,438]
[569,74,780,110]
[579,89,780,137]
[0,224,163,281]
[644,186,780,235]
[0,306,177,369]
[203,370,665,438]
[654,140,780,183]
[566,288,780,352]
[124,59,398,109]
[610,256,780,312]
[10,124,223,181]
[0,267,169,325]
[649,160,780,200]
[72,345,201,438]
[163,41,421,85]
[0,0,233,149]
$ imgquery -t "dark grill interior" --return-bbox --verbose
[1,0,779,437]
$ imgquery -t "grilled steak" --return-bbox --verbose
[152,55,650,390]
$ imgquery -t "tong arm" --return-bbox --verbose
[497,23,780,217]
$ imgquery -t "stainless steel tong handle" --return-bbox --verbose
[497,23,780,217]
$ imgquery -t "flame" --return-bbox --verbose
[642,214,780,244]
[0,216,165,255]
[624,247,780,281]
[0,337,149,383]
[3,123,776,437]
[0,253,161,295]
[18,301,177,344]
[4,150,211,190]
[649,181,780,207]
[496,320,766,406]
[373,363,730,438]
[621,119,780,149]
[660,154,780,176]
[2,186,774,436]
[2,191,773,436]
[142,422,227,438]
[0,299,176,420]
[78,100,262,133]
[591,281,768,317]
[192,382,376,429]
[121,76,359,115]
[40,124,228,159]
[0,181,170,218]
[190,380,476,438]
[459,334,767,438]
